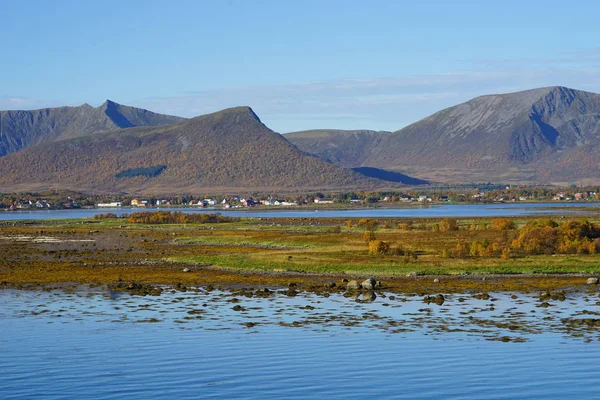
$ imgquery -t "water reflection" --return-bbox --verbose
[2,285,600,343]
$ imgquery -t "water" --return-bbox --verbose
[1,202,598,220]
[2,286,600,399]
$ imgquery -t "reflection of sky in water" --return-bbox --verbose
[0,202,598,220]
[2,287,600,399]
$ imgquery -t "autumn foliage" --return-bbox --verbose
[127,211,234,225]
[444,218,599,259]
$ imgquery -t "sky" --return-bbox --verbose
[1,0,600,132]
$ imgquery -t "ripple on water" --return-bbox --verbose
[1,287,600,399]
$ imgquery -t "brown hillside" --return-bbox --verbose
[0,107,381,193]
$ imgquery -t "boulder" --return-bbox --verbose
[434,294,445,305]
[361,278,376,290]
[346,280,361,290]
[587,277,599,285]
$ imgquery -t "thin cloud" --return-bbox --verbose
[132,66,600,132]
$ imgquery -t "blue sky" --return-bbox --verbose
[1,0,599,132]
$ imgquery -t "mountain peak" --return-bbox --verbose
[99,99,120,109]
[220,106,261,121]
[188,106,262,124]
[0,101,186,157]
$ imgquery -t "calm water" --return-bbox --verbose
[2,286,600,399]
[1,202,599,220]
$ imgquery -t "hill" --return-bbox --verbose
[0,100,185,157]
[287,87,600,185]
[285,129,390,167]
[0,107,383,193]
[367,86,600,184]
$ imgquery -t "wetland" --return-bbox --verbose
[3,210,600,399]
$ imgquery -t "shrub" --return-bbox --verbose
[559,219,593,242]
[368,240,390,255]
[453,242,468,258]
[363,231,376,243]
[357,218,370,227]
[358,218,378,231]
[94,213,118,220]
[365,220,379,231]
[440,218,459,232]
[511,226,558,254]
[526,218,558,229]
[491,218,515,230]
[127,211,234,225]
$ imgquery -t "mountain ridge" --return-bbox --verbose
[287,86,600,184]
[0,101,185,157]
[365,86,600,183]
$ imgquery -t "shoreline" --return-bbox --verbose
[2,264,597,294]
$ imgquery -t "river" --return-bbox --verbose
[1,202,599,220]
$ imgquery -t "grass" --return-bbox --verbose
[1,215,600,290]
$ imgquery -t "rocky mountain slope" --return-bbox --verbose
[368,86,600,183]
[0,100,185,157]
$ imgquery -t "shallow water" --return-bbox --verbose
[1,202,598,220]
[2,286,600,399]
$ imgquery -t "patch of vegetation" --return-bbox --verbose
[115,165,167,179]
[2,215,600,291]
[127,211,235,224]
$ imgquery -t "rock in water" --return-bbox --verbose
[434,294,445,305]
[587,277,599,285]
[361,278,376,290]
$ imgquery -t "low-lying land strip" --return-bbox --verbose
[1,212,599,293]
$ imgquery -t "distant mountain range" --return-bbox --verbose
[0,100,185,157]
[0,107,381,193]
[1,86,599,193]
[288,86,600,185]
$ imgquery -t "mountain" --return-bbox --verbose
[288,87,600,184]
[0,107,382,193]
[285,129,391,167]
[366,86,600,184]
[0,100,185,157]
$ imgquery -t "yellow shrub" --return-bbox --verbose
[491,218,515,230]
[368,240,390,255]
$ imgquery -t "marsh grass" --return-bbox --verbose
[2,215,600,284]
